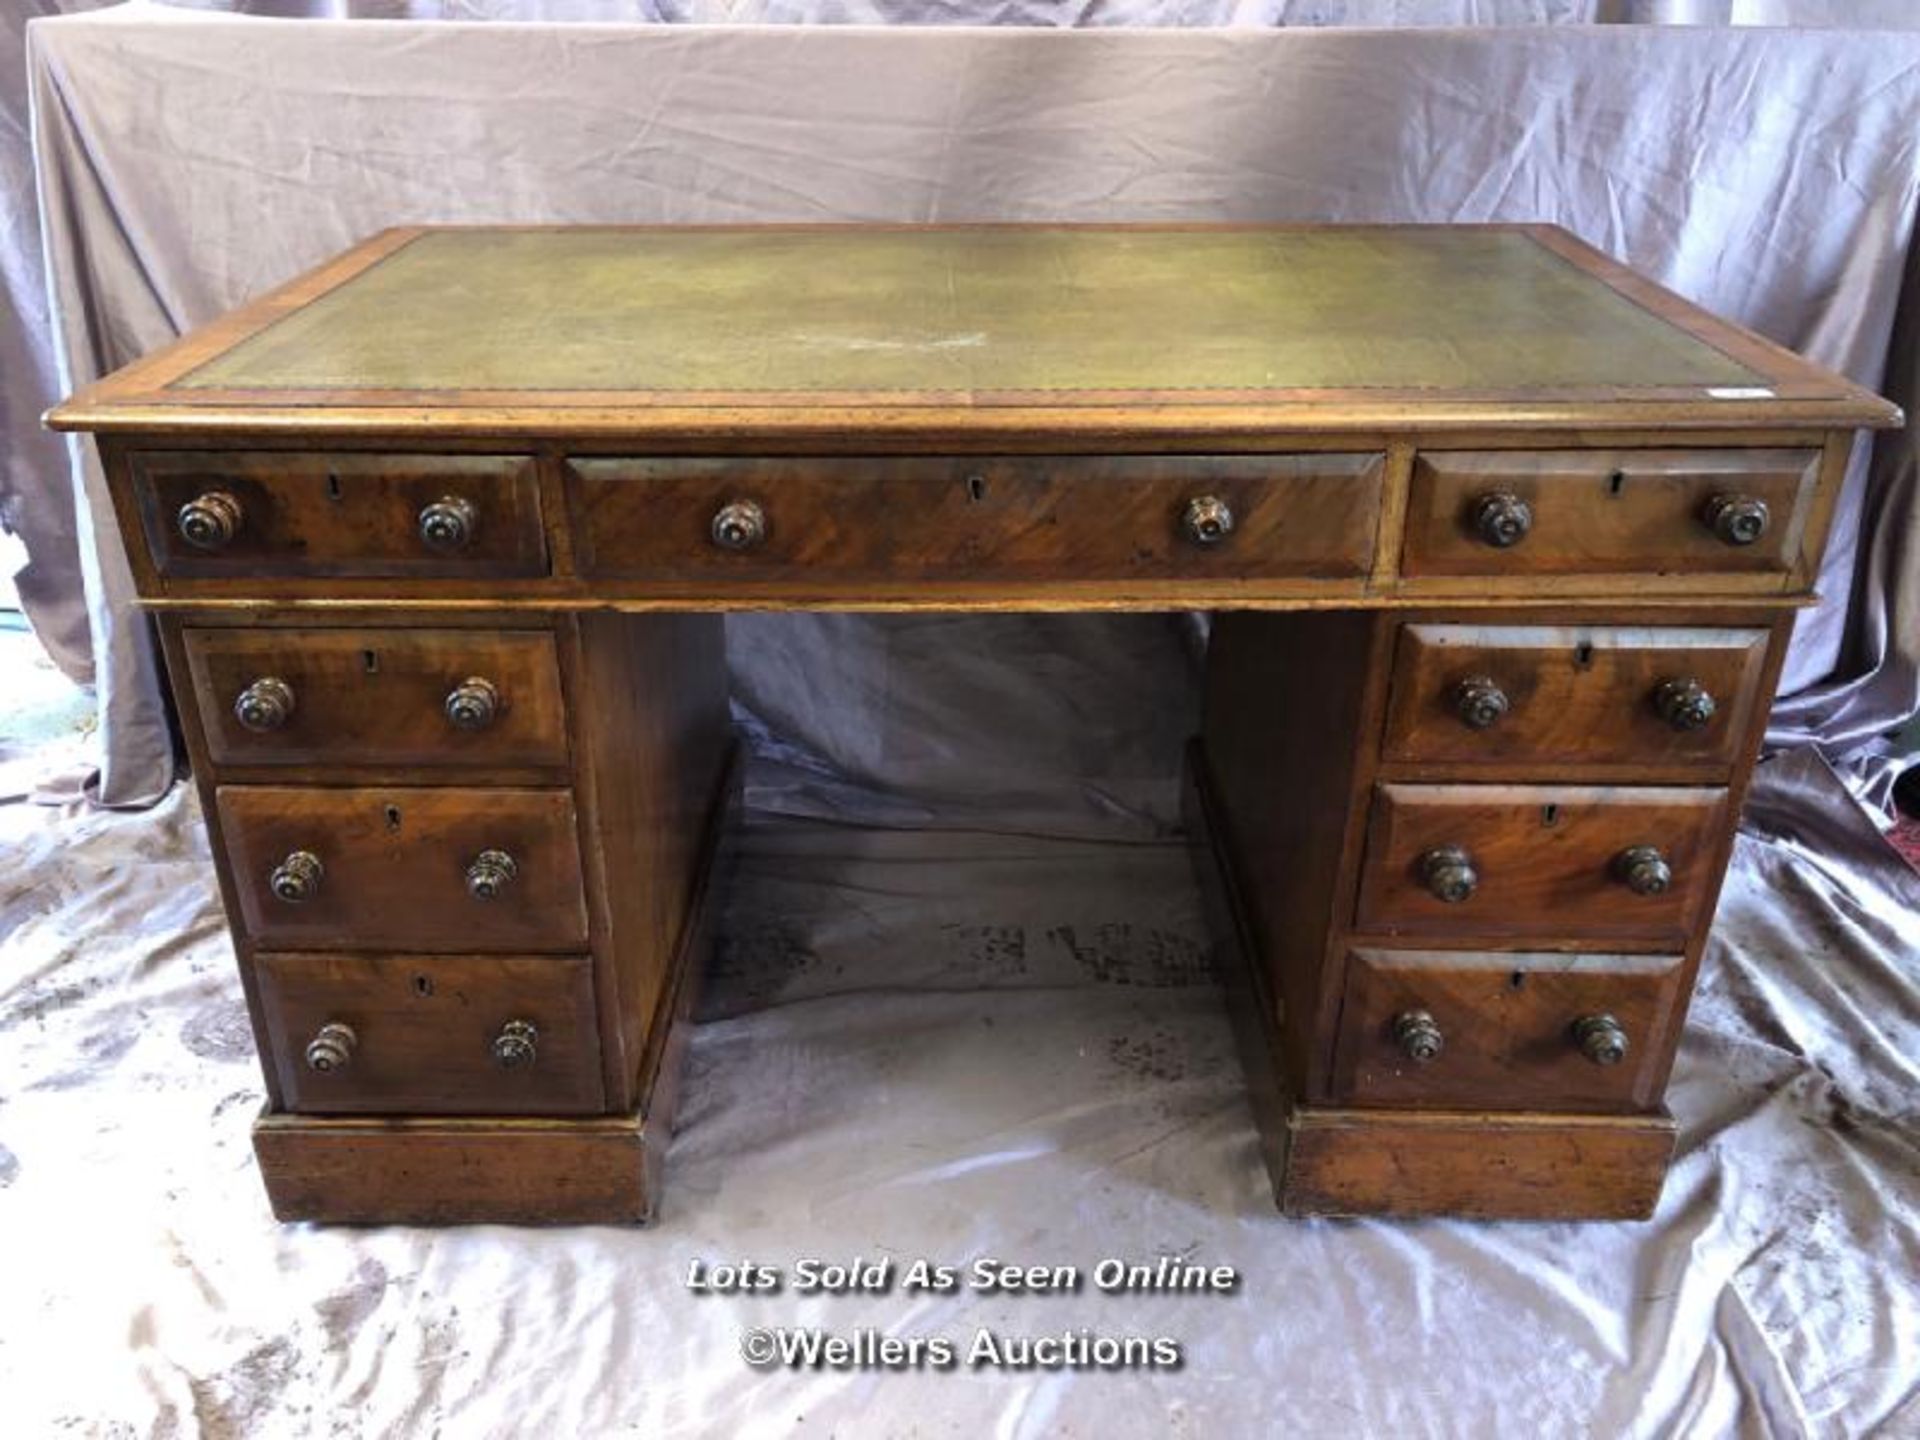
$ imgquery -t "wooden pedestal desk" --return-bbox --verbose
[49,225,1900,1225]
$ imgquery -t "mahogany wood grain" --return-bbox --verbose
[1355,783,1729,946]
[215,785,588,952]
[1279,1106,1676,1221]
[569,454,1385,587]
[563,613,732,1108]
[1401,448,1819,580]
[1379,622,1769,776]
[256,952,602,1115]
[182,625,568,769]
[253,1112,656,1225]
[1330,947,1685,1111]
[132,451,547,579]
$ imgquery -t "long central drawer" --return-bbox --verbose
[566,455,1386,585]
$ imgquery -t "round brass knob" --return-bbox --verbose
[1702,493,1770,546]
[418,495,478,552]
[1653,677,1717,732]
[269,850,325,904]
[233,676,296,732]
[1614,845,1672,896]
[304,1022,357,1073]
[1469,490,1533,548]
[492,1019,539,1070]
[1420,845,1479,903]
[710,498,767,551]
[465,848,519,901]
[1453,675,1510,730]
[1392,1010,1445,1064]
[443,677,501,731]
[177,491,243,551]
[1181,494,1235,547]
[1572,1013,1630,1067]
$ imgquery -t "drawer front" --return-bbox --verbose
[1401,448,1818,578]
[133,452,547,579]
[257,952,603,1115]
[1355,783,1729,945]
[183,627,568,770]
[1332,948,1684,1111]
[216,786,589,951]
[1381,623,1770,772]
[569,455,1385,585]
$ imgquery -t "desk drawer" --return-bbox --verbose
[1401,449,1818,579]
[1381,623,1770,773]
[568,455,1385,586]
[1332,948,1684,1111]
[216,786,588,951]
[257,952,602,1115]
[182,627,569,770]
[1355,783,1728,945]
[132,452,547,579]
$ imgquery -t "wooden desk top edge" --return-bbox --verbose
[46,222,1903,438]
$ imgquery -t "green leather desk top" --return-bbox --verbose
[181,227,1758,396]
[52,225,1898,435]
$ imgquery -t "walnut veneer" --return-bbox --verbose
[49,224,1900,1224]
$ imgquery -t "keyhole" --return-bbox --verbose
[1574,642,1594,669]
[1607,469,1626,496]
[362,649,379,674]
[385,804,402,832]
[1541,803,1560,827]
[326,472,343,502]
[413,974,434,998]
[966,474,988,503]
[1509,970,1527,991]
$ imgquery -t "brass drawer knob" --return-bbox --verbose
[492,1019,539,1070]
[1614,844,1672,896]
[1392,1010,1445,1064]
[1469,490,1533,548]
[465,848,519,901]
[177,490,244,550]
[1420,845,1479,903]
[233,676,296,732]
[1453,675,1510,730]
[1572,1013,1630,1066]
[1653,677,1717,731]
[1703,492,1769,546]
[443,676,501,731]
[1181,494,1235,546]
[304,1021,357,1072]
[269,850,325,903]
[418,494,478,552]
[711,498,768,551]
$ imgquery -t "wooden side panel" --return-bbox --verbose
[253,1113,656,1225]
[566,613,732,1110]
[1201,611,1384,1099]
[1281,1107,1676,1221]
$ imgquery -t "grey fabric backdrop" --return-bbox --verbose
[6,2,1920,805]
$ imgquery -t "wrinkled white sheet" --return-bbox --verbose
[3,721,1917,1436]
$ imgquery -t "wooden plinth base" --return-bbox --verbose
[254,749,741,1226]
[1182,741,1675,1222]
